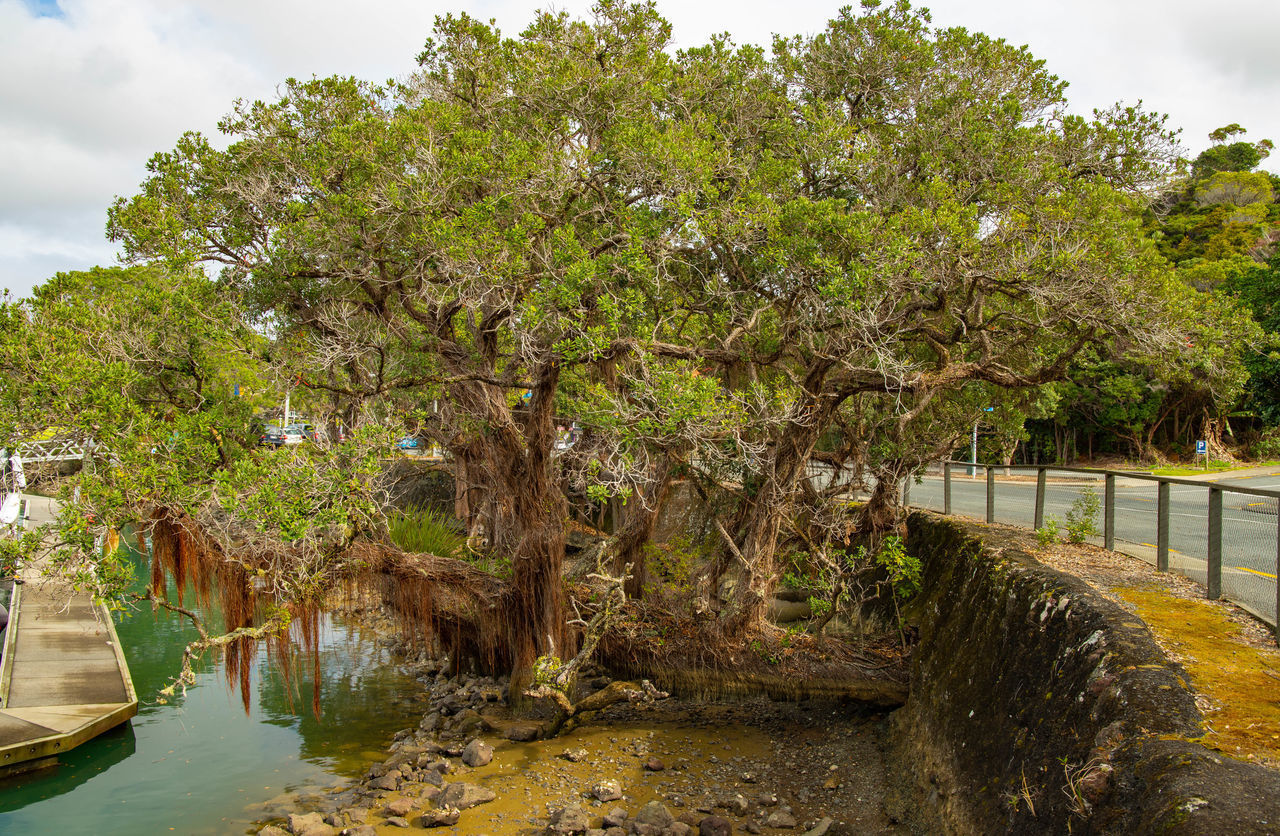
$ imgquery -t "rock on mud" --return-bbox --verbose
[461,738,494,767]
[440,781,496,809]
[592,780,623,802]
[286,812,334,836]
[419,807,461,827]
[549,802,592,834]
[634,800,675,829]
[699,816,732,836]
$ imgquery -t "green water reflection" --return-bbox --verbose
[0,553,425,834]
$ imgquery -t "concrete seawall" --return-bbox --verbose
[887,511,1280,834]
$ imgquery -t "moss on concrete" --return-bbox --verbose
[1114,584,1280,767]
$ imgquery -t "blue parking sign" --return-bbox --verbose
[1196,439,1207,456]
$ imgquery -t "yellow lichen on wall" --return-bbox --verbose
[1115,585,1280,768]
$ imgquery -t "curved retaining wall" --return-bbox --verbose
[886,512,1280,835]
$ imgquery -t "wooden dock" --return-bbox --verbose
[0,496,138,775]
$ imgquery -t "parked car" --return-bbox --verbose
[259,425,286,448]
[290,423,324,442]
[397,436,421,453]
[282,425,307,445]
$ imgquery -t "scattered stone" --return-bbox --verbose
[441,782,497,809]
[603,807,629,828]
[757,794,778,807]
[419,807,461,828]
[384,816,410,828]
[368,774,399,792]
[644,757,665,772]
[700,816,732,836]
[504,723,542,742]
[721,795,749,816]
[385,798,416,817]
[341,827,376,836]
[287,813,335,836]
[677,811,702,828]
[740,772,757,784]
[634,801,675,829]
[454,709,484,735]
[258,827,289,836]
[563,748,589,763]
[462,739,494,767]
[592,780,623,802]
[744,822,761,834]
[549,802,592,834]
[765,811,797,829]
[671,823,693,836]
[801,818,834,836]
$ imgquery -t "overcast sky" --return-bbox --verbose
[3,0,1278,300]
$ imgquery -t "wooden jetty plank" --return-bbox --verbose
[0,502,139,771]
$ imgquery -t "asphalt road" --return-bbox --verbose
[904,470,1279,626]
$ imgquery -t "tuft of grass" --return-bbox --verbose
[388,506,465,557]
[1148,460,1278,477]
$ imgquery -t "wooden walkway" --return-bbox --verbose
[0,497,137,774]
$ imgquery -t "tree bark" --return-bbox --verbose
[726,392,838,634]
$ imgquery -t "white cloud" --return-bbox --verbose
[2,0,1278,300]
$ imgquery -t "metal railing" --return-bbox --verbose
[917,461,1279,642]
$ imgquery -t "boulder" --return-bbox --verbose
[549,802,592,834]
[591,780,623,802]
[504,723,541,742]
[286,813,335,836]
[801,818,834,836]
[700,816,732,836]
[634,801,674,829]
[765,811,797,829]
[461,739,494,767]
[384,798,416,817]
[368,774,399,792]
[440,781,496,809]
[419,807,461,828]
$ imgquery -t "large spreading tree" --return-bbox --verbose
[6,0,1186,690]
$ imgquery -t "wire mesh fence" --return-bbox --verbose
[911,462,1279,639]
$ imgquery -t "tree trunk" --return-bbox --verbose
[726,394,837,634]
[611,458,674,601]
[439,363,568,703]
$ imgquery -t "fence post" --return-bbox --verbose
[902,476,911,510]
[1207,487,1222,601]
[986,466,995,524]
[1034,468,1046,531]
[943,462,952,516]
[1104,473,1115,551]
[1275,509,1279,646]
[1157,481,1170,572]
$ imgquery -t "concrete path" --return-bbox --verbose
[0,495,137,774]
